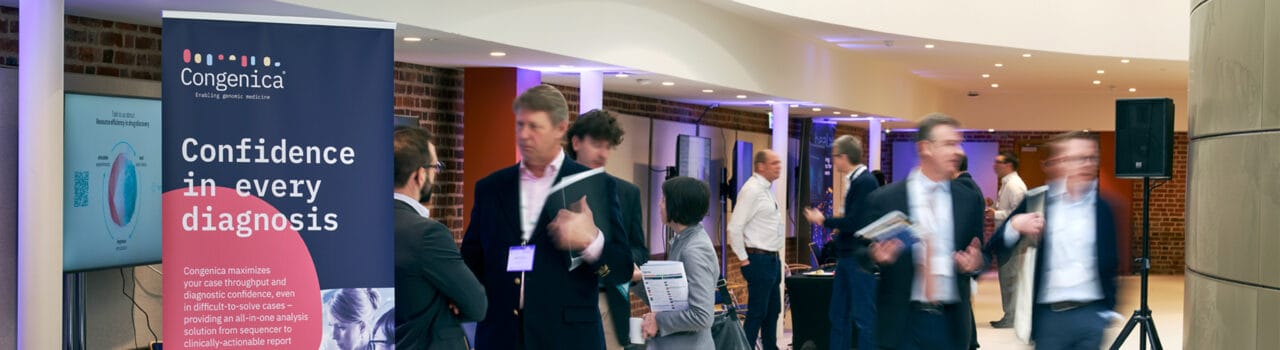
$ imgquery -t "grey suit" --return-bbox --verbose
[644,224,717,349]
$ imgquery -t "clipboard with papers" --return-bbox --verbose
[855,210,921,247]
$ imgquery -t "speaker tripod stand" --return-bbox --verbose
[1110,177,1163,350]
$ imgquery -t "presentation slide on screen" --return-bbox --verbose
[63,93,163,272]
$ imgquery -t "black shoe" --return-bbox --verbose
[990,319,1013,328]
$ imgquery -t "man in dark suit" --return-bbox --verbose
[953,154,980,195]
[564,109,649,349]
[803,135,879,350]
[461,85,634,350]
[855,114,987,350]
[392,126,487,350]
[991,131,1119,350]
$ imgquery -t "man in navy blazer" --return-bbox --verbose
[854,114,987,350]
[461,85,634,350]
[803,135,879,350]
[990,131,1119,350]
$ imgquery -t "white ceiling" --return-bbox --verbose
[4,0,1189,130]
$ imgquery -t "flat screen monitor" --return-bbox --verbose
[676,134,711,181]
[63,93,162,272]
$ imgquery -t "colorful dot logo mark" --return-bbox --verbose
[183,49,282,68]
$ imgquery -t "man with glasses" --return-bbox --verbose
[803,135,879,350]
[993,132,1119,350]
[856,114,987,349]
[393,126,487,349]
[985,151,1027,328]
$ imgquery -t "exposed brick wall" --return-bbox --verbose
[0,6,163,79]
[1134,133,1187,274]
[393,62,467,239]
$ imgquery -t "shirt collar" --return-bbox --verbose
[1048,179,1097,203]
[520,150,566,180]
[393,193,431,218]
[1000,172,1018,186]
[909,168,950,193]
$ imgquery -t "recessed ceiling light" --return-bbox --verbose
[994,63,1004,67]
[812,107,822,112]
[765,100,776,104]
[833,111,841,115]
[924,44,935,49]
[661,81,675,86]
[736,95,747,99]
[885,129,892,134]
[988,128,995,133]
[614,73,630,78]
[702,89,714,93]
[852,114,859,117]
[403,37,422,42]
[991,83,1000,88]
[1120,59,1131,63]
[789,104,799,108]
[1083,129,1090,133]
[1096,70,1105,74]
[489,51,506,57]
[981,74,990,78]
[1129,88,1137,92]
[1093,80,1102,85]
[1022,53,1032,58]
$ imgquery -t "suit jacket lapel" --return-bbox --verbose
[499,165,522,243]
[951,184,968,250]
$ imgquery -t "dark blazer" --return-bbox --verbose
[824,167,880,258]
[854,177,987,350]
[603,175,649,345]
[394,200,487,350]
[953,172,980,197]
[460,160,634,350]
[991,190,1119,341]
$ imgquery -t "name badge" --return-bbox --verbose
[507,245,535,272]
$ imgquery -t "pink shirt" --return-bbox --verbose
[518,151,604,263]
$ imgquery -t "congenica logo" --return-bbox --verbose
[179,49,285,92]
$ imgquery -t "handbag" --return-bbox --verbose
[711,278,750,350]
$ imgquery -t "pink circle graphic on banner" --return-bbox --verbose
[183,49,191,63]
[162,189,323,348]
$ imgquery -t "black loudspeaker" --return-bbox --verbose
[1115,98,1174,179]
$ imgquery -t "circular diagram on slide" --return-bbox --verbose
[103,142,140,240]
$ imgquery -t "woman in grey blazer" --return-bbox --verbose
[642,177,718,349]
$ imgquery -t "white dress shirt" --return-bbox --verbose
[993,172,1028,223]
[907,168,959,303]
[394,193,430,218]
[728,173,784,261]
[1001,180,1103,303]
[518,151,604,264]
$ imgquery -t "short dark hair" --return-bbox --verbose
[1046,131,1098,158]
[564,109,625,160]
[915,113,961,142]
[832,135,863,165]
[958,153,968,172]
[393,126,433,188]
[753,149,773,166]
[662,177,710,226]
[997,151,1020,171]
[871,170,887,186]
[512,84,570,125]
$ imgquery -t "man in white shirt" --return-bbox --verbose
[728,149,785,350]
[857,114,987,349]
[460,85,634,349]
[995,132,1120,350]
[986,151,1027,328]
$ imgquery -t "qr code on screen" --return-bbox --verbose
[73,171,89,207]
